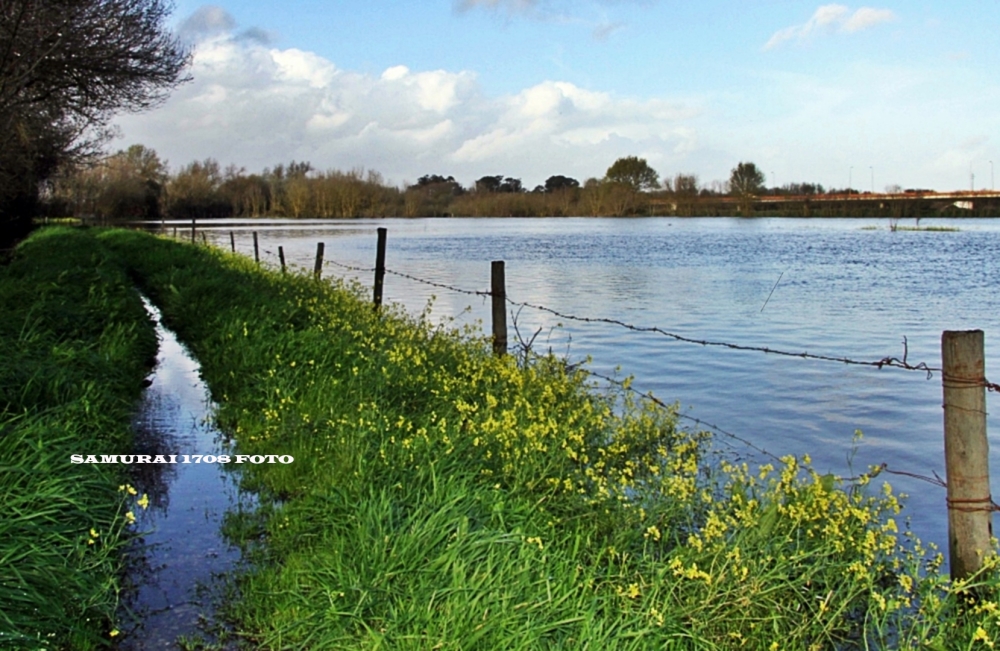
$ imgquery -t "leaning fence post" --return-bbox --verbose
[314,242,325,280]
[253,231,259,264]
[491,261,507,357]
[278,246,286,273]
[230,231,236,253]
[190,217,196,244]
[373,227,387,309]
[942,329,993,580]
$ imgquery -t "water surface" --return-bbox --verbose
[118,298,245,649]
[167,216,1000,553]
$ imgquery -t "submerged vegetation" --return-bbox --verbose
[90,228,1000,649]
[0,228,156,649]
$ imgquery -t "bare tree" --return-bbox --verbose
[1,0,190,242]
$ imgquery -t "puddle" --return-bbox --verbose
[117,296,250,649]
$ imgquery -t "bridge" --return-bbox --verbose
[649,190,1000,216]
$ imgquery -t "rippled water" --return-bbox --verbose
[118,297,246,649]
[167,216,1000,553]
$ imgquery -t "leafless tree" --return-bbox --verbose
[1,0,190,242]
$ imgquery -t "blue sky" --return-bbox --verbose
[113,1,1000,191]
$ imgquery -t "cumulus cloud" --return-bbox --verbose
[764,4,895,50]
[114,18,702,186]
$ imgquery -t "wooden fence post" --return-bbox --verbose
[278,246,286,273]
[230,231,236,253]
[314,242,325,280]
[942,329,993,580]
[373,227,387,309]
[253,231,259,264]
[190,218,196,244]
[491,261,507,357]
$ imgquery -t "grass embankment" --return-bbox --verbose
[0,228,157,649]
[101,229,1000,649]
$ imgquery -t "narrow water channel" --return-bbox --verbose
[117,296,247,649]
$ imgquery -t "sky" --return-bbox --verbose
[112,0,1000,192]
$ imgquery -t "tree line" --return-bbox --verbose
[52,149,842,220]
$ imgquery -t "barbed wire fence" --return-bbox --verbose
[223,229,1000,524]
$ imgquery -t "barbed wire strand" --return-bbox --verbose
[316,255,1000,391]
[247,245,1000,508]
[330,258,944,375]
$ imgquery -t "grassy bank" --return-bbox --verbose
[99,229,1000,649]
[0,228,157,649]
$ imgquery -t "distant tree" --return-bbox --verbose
[499,177,523,193]
[100,144,167,219]
[544,175,580,192]
[605,156,660,192]
[671,174,699,216]
[286,160,314,178]
[784,182,825,196]
[475,175,503,193]
[729,162,765,197]
[729,162,765,215]
[406,174,464,216]
[672,174,699,195]
[167,158,229,218]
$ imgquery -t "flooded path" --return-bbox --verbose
[118,297,248,649]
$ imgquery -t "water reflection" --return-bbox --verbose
[117,297,248,650]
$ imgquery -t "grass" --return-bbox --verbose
[11,227,1000,649]
[0,227,158,649]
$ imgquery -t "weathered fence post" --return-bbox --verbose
[201,233,207,245]
[253,231,260,264]
[373,227,387,309]
[172,227,177,239]
[491,261,507,357]
[230,231,236,253]
[278,246,286,273]
[190,218,196,244]
[942,329,993,580]
[314,242,325,280]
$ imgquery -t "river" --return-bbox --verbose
[156,216,1000,555]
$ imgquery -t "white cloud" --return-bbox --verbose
[842,7,895,33]
[764,4,896,50]
[113,24,702,186]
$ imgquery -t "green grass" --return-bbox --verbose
[0,227,157,649]
[77,229,1000,648]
